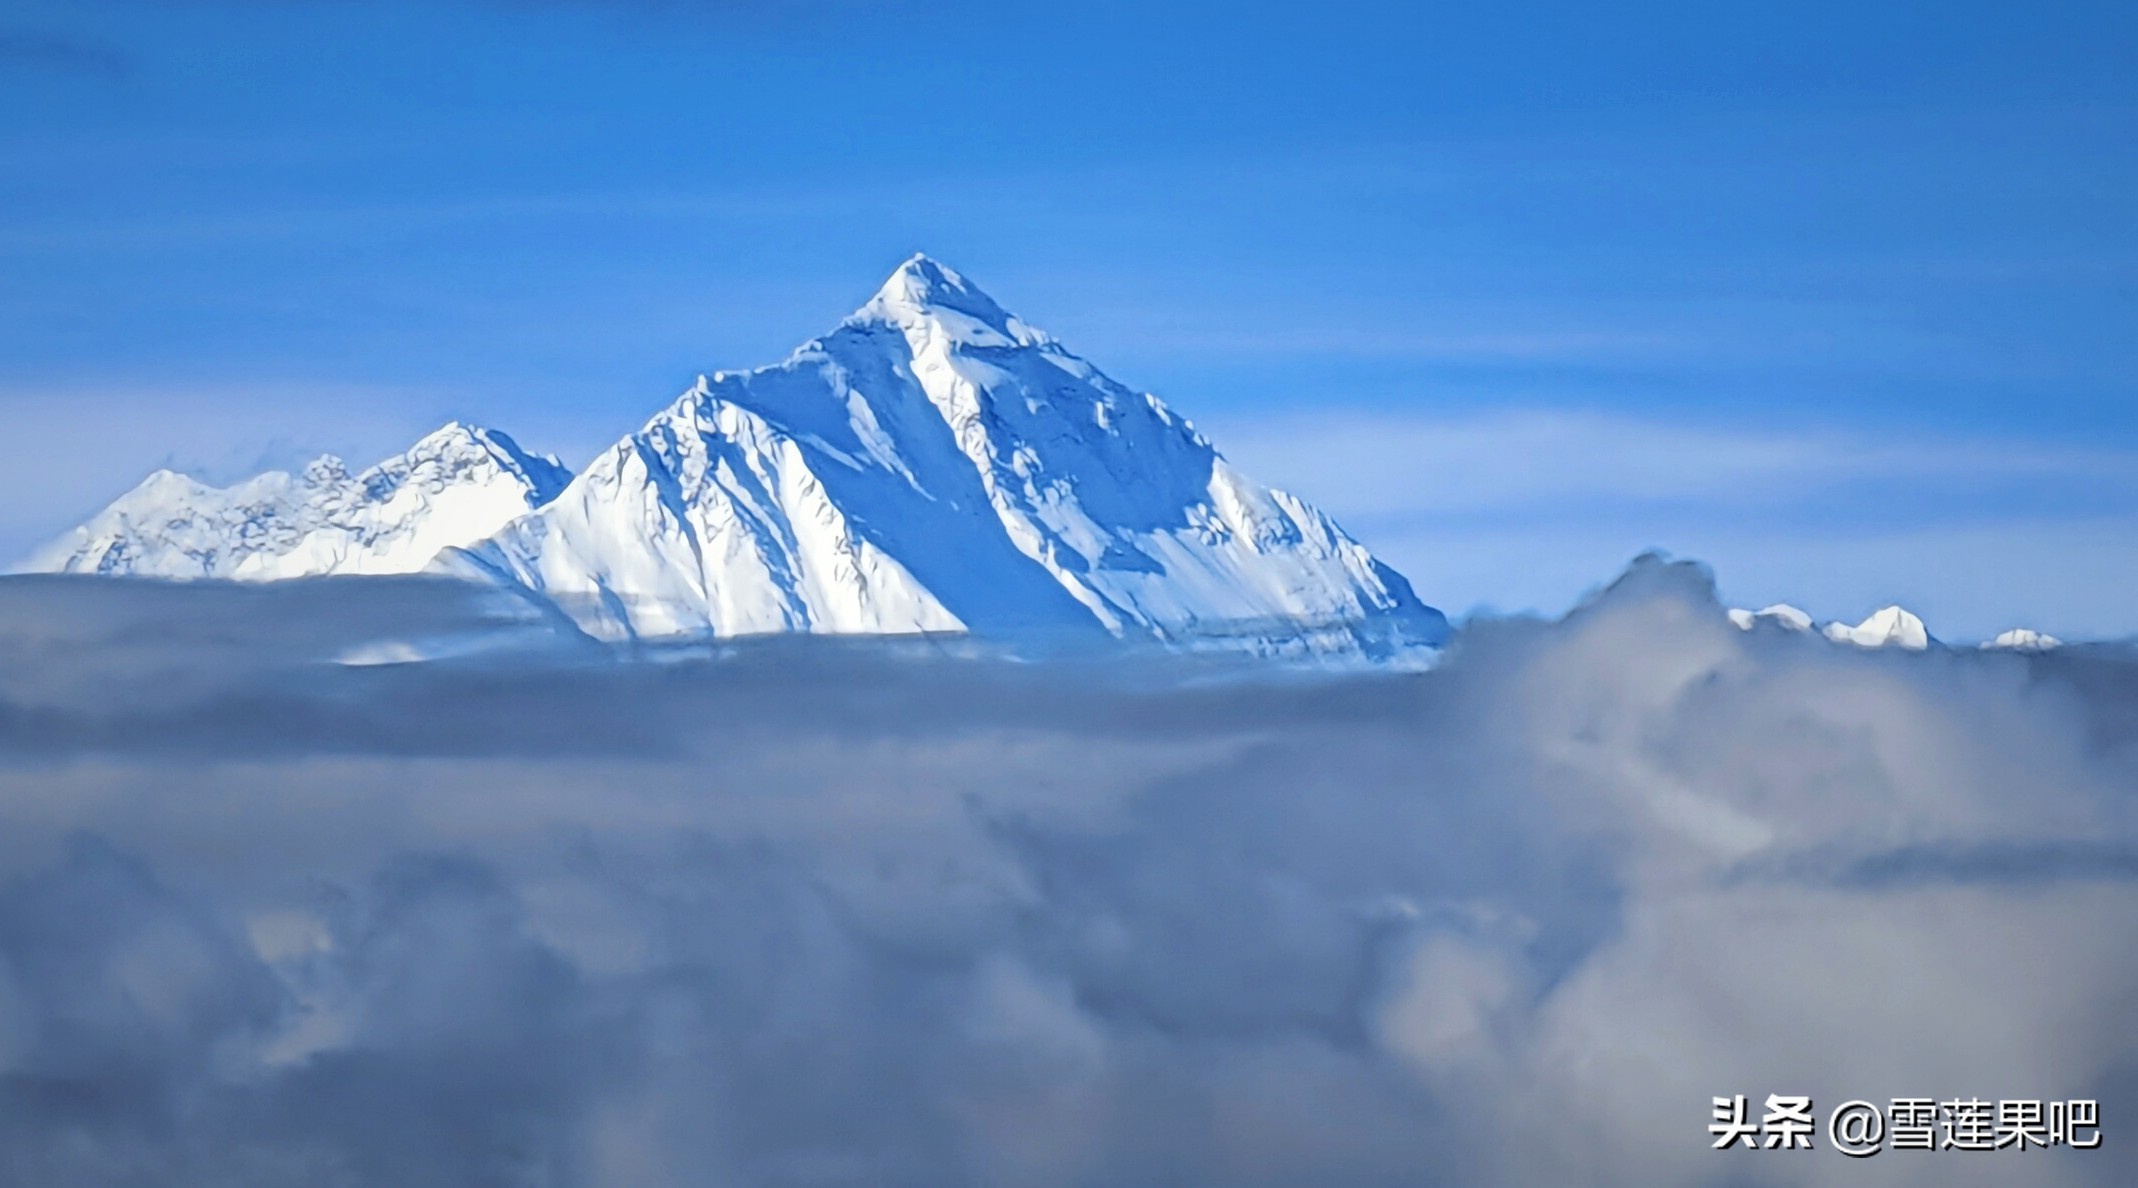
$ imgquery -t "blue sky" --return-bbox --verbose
[3,0,2134,638]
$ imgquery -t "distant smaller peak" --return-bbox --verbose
[1862,605,1925,632]
[120,468,213,503]
[1983,627,2062,651]
[409,421,542,461]
[1824,604,1932,650]
[399,421,566,493]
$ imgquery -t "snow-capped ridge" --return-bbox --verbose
[24,422,573,580]
[1724,600,2071,652]
[1725,597,1936,650]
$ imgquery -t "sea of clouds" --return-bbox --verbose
[0,560,2132,1187]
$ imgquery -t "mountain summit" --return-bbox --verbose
[445,256,1444,649]
[27,257,1447,653]
[857,254,1022,333]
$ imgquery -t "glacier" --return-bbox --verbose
[23,256,1447,656]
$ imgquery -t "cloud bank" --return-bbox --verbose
[0,564,2133,1185]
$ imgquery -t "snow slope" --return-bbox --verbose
[444,256,1446,649]
[25,424,571,579]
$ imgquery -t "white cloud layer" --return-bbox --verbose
[0,566,2133,1185]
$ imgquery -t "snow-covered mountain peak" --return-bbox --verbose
[847,254,1047,350]
[32,259,1445,658]
[863,253,993,316]
[407,420,510,462]
[444,258,1446,653]
[1983,628,2061,651]
[1824,605,1933,650]
[395,421,571,499]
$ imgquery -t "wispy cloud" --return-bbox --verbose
[1197,406,2138,637]
[1207,407,2138,520]
[1145,326,1694,364]
[0,27,131,78]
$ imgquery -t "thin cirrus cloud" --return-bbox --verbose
[1109,324,1697,365]
[0,27,132,77]
[1207,409,2138,521]
[1202,407,2138,637]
